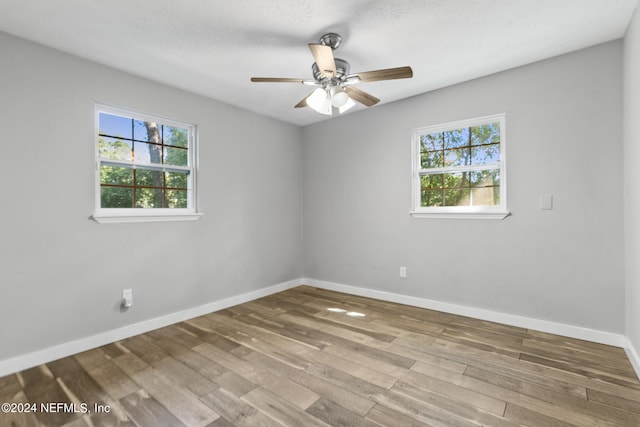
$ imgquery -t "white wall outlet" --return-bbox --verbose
[400,267,407,278]
[122,288,133,308]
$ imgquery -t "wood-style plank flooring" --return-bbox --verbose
[1,285,640,426]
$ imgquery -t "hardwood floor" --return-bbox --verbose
[1,285,640,426]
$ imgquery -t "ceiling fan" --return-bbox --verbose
[250,33,413,116]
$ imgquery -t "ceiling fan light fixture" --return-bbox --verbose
[307,87,332,115]
[306,87,326,110]
[318,99,332,115]
[331,88,350,108]
[338,96,356,114]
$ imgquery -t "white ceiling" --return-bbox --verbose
[0,0,637,126]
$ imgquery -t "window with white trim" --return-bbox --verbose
[92,105,201,223]
[411,114,508,219]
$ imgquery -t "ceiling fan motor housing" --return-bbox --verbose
[312,58,350,83]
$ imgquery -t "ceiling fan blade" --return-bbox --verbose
[251,77,305,83]
[345,86,380,107]
[294,94,310,108]
[308,43,336,78]
[355,66,413,82]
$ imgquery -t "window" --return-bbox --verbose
[92,105,201,223]
[410,114,508,219]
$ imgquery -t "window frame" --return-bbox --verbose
[91,104,202,224]
[410,113,509,220]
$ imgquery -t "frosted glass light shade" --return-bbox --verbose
[331,90,350,108]
[338,97,356,114]
[306,88,327,111]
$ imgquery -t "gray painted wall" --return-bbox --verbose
[0,32,303,361]
[303,41,625,333]
[0,28,631,366]
[625,8,640,353]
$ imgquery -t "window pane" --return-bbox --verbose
[99,113,132,138]
[421,151,443,168]
[444,148,470,167]
[164,126,189,148]
[471,186,500,206]
[100,165,133,185]
[470,169,500,187]
[445,189,470,206]
[136,188,164,208]
[471,122,500,146]
[421,133,443,151]
[420,174,443,190]
[98,137,131,161]
[471,144,500,165]
[443,128,469,149]
[166,171,188,189]
[164,146,188,166]
[444,172,468,189]
[136,169,164,187]
[167,190,188,208]
[421,189,443,207]
[101,186,133,208]
[134,120,160,142]
[96,106,196,212]
[412,115,505,214]
[134,142,162,164]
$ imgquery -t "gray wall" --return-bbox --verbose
[303,41,625,333]
[0,28,631,365]
[0,32,303,361]
[625,8,640,353]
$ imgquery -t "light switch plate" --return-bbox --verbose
[540,194,553,210]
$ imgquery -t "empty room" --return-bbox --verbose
[2,0,640,425]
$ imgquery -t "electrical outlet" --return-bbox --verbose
[400,267,407,278]
[122,288,133,308]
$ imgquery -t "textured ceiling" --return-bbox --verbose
[0,0,637,126]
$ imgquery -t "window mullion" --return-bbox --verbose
[133,168,137,207]
[418,162,500,176]
[99,158,191,173]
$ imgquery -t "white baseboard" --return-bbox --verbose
[625,341,640,380]
[0,279,301,378]
[303,278,630,349]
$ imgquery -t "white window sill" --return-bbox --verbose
[410,210,510,220]
[91,212,203,224]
